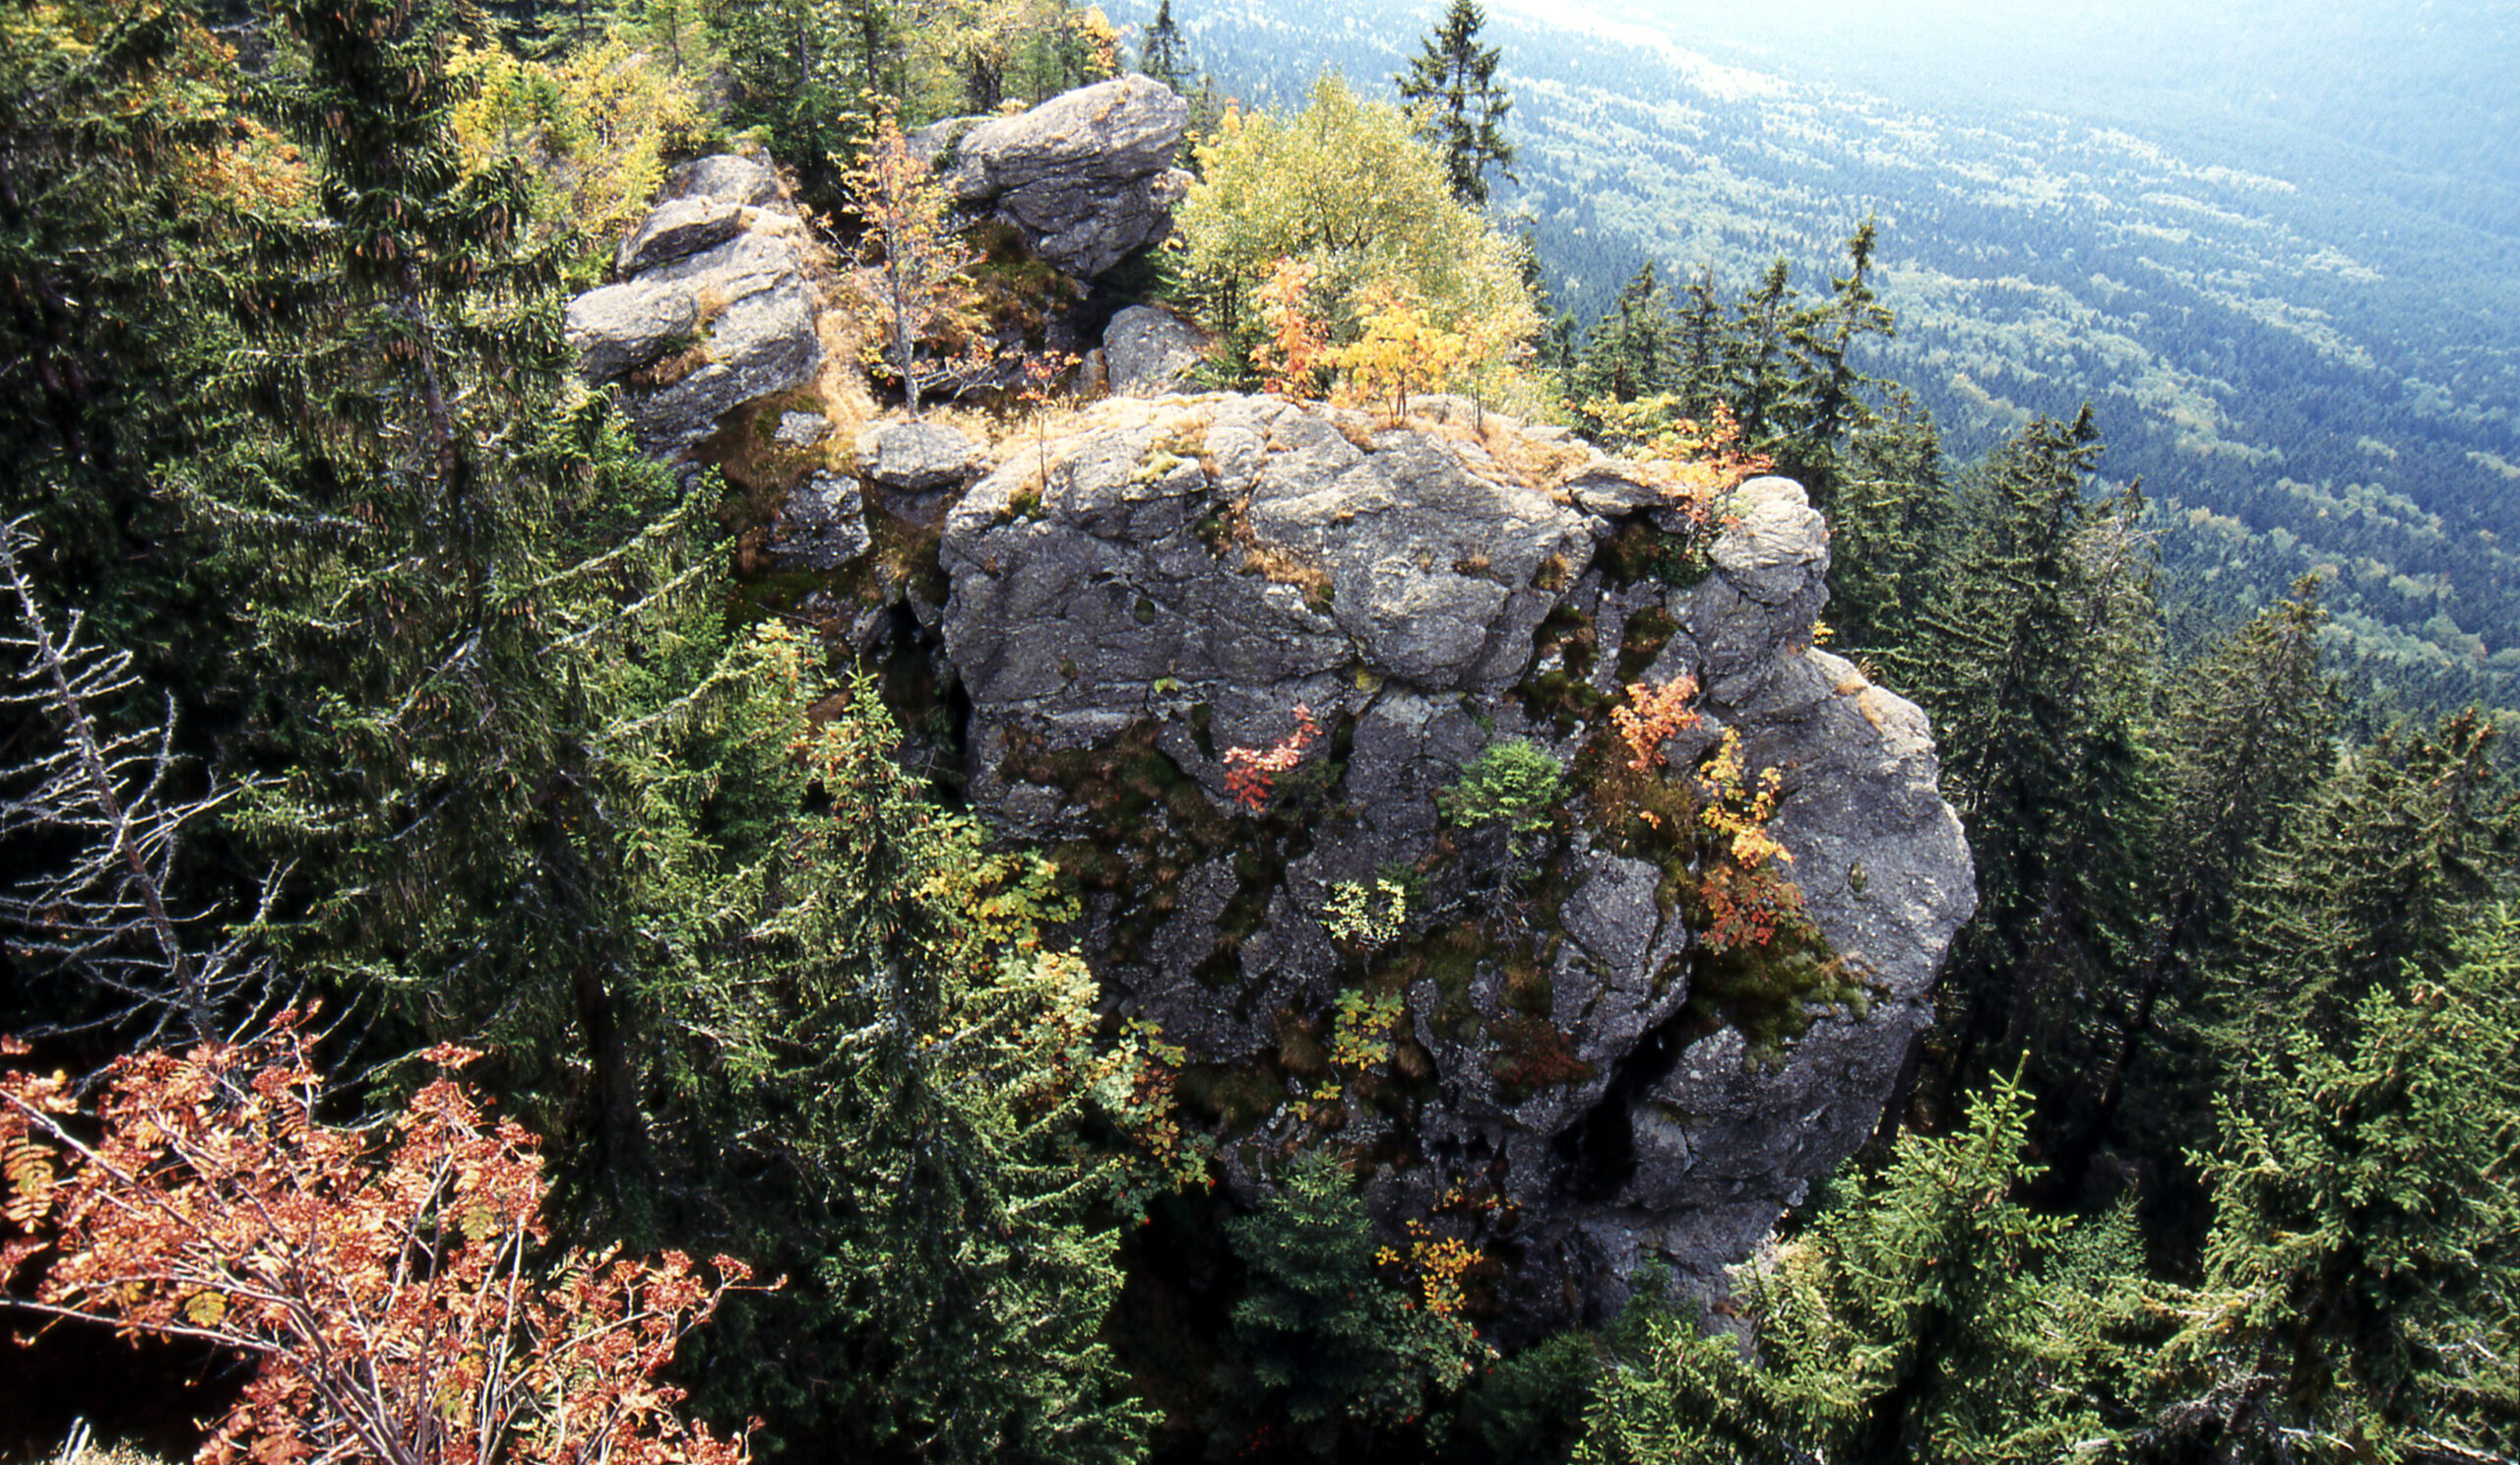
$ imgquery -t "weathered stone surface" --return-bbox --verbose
[615,196,746,276]
[857,419,991,492]
[568,160,825,457]
[1102,305,1209,396]
[566,280,699,385]
[936,390,1977,1332]
[618,279,819,455]
[775,411,832,447]
[667,153,781,209]
[769,471,872,570]
[941,76,1193,278]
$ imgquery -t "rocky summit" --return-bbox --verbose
[561,94,1976,1333]
[940,392,1975,1326]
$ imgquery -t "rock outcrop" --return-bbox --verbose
[940,392,1975,1327]
[565,118,1974,1334]
[938,75,1194,279]
[1102,304,1210,396]
[565,153,824,458]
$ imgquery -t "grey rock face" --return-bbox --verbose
[857,419,991,492]
[936,392,1976,1330]
[565,159,825,457]
[566,280,699,385]
[1102,305,1210,396]
[776,411,832,447]
[615,196,746,276]
[668,153,782,209]
[941,76,1194,279]
[769,471,872,570]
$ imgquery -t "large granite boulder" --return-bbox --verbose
[564,154,824,458]
[937,393,1976,1330]
[1102,304,1210,396]
[941,75,1194,279]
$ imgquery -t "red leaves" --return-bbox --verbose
[1611,675,1702,775]
[0,1017,759,1465]
[1222,704,1321,811]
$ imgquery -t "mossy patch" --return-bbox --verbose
[1614,605,1678,683]
[1599,518,1715,590]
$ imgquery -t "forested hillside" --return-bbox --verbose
[1124,0,2520,729]
[4,2,2519,1464]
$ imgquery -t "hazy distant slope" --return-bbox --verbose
[1125,0,2520,720]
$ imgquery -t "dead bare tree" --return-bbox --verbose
[0,516,283,1046]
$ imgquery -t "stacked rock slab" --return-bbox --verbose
[936,75,1195,279]
[563,153,823,459]
[941,392,1976,1327]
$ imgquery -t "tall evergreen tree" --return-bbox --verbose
[1395,0,1515,206]
[1575,1074,2152,1464]
[1570,261,1677,407]
[1670,264,1727,419]
[661,668,1169,1464]
[2052,578,2339,1201]
[2154,908,2520,1460]
[1138,0,1188,90]
[176,0,748,1215]
[1722,259,1802,454]
[1823,385,1952,660]
[1892,410,2165,1114]
[1776,220,1894,494]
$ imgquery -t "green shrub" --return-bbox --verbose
[1439,738,1566,838]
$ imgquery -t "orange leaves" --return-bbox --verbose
[0,1018,760,1465]
[1222,703,1321,811]
[1252,257,1331,400]
[1612,674,1702,774]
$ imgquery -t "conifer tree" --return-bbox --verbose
[1396,0,1516,206]
[1215,1150,1480,1456]
[1576,1074,2151,1463]
[2212,708,2515,1049]
[1723,259,1803,454]
[2153,908,2520,1459]
[1138,0,1188,89]
[1893,410,2164,1111]
[173,0,750,1212]
[1776,220,1895,495]
[2053,578,2339,1199]
[1823,385,1952,660]
[656,666,1176,1463]
[0,0,239,704]
[1670,265,1728,419]
[1571,262,1677,407]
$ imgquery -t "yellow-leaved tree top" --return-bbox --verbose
[1175,75,1542,412]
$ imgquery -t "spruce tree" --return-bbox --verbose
[1571,261,1677,407]
[1892,411,2165,1112]
[1138,0,1188,90]
[1776,220,1895,495]
[2053,578,2339,1201]
[1823,385,1952,660]
[1723,259,1803,454]
[1575,1074,2152,1464]
[175,0,749,1213]
[1396,0,1516,206]
[2155,908,2520,1460]
[662,670,1165,1463]
[1214,1149,1480,1457]
[0,0,235,685]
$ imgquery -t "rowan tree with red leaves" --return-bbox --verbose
[0,1021,757,1465]
[1223,704,1322,811]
